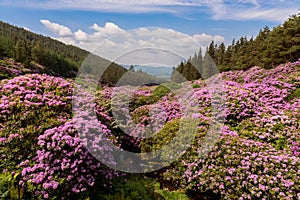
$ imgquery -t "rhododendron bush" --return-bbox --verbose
[0,74,120,199]
[158,61,300,199]
[19,121,119,199]
[0,74,73,171]
[0,60,299,199]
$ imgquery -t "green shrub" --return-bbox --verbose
[131,105,151,124]
[152,85,171,98]
[0,173,10,199]
[0,172,24,200]
[286,88,300,101]
[141,119,180,153]
[192,84,200,88]
[94,175,163,200]
[129,95,159,112]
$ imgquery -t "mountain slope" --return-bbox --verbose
[0,20,165,85]
[123,65,173,80]
[0,20,130,82]
[172,14,300,81]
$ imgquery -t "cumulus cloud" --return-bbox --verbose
[74,29,88,41]
[42,20,224,66]
[40,19,73,37]
[193,33,224,44]
[91,22,126,37]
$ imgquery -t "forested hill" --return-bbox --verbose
[172,14,300,82]
[0,20,129,83]
[0,20,90,77]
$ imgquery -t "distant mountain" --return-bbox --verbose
[122,65,173,80]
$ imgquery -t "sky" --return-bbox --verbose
[0,0,299,66]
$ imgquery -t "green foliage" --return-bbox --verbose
[0,173,11,199]
[131,105,151,124]
[0,59,10,68]
[274,137,288,151]
[152,83,182,98]
[141,119,181,153]
[152,85,171,98]
[129,94,160,112]
[0,172,24,200]
[155,190,189,200]
[286,88,300,101]
[192,84,200,88]
[93,175,189,200]
[0,70,11,80]
[94,175,163,200]
[172,14,300,80]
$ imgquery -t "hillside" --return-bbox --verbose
[172,14,300,81]
[0,60,299,199]
[0,20,89,77]
[123,65,173,80]
[0,21,165,85]
[1,15,300,200]
[0,20,130,84]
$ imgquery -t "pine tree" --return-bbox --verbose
[207,41,215,61]
[202,50,218,79]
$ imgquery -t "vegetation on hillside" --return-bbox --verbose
[0,14,299,200]
[0,59,299,199]
[172,14,300,81]
[0,21,164,86]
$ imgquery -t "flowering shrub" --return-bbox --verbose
[156,61,300,199]
[0,58,26,80]
[182,134,300,199]
[0,74,73,171]
[0,60,299,199]
[0,74,122,199]
[19,121,119,199]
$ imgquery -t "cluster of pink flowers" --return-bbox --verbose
[0,74,121,199]
[0,74,73,171]
[1,59,299,199]
[19,121,118,199]
[0,74,73,119]
[160,61,300,199]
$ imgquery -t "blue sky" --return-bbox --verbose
[0,0,299,66]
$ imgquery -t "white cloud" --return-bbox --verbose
[210,0,299,22]
[22,27,31,31]
[2,0,299,22]
[40,19,73,37]
[2,0,207,13]
[91,22,126,36]
[42,21,224,66]
[193,33,224,44]
[224,7,298,22]
[74,29,88,41]
[58,37,76,45]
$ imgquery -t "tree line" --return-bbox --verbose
[172,14,300,82]
[0,20,165,85]
[0,20,91,77]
